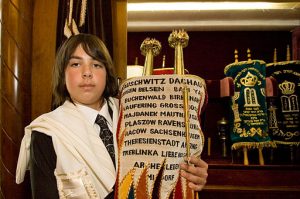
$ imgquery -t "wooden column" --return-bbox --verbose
[31,0,58,119]
[1,0,33,198]
[111,0,127,82]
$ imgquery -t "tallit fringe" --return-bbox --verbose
[55,168,100,199]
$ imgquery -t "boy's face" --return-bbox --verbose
[65,44,107,110]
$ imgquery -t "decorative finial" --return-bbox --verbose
[247,48,252,61]
[168,29,189,75]
[140,38,162,76]
[273,48,277,63]
[162,55,166,68]
[234,49,239,63]
[134,57,138,65]
[287,45,290,61]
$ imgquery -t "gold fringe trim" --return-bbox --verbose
[274,140,300,146]
[231,141,276,150]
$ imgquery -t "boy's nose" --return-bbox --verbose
[82,67,93,78]
[82,72,93,78]
[82,64,93,78]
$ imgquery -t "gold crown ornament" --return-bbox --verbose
[279,80,295,95]
[240,72,258,87]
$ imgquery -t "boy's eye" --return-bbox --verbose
[70,63,80,67]
[68,58,81,67]
[94,63,104,68]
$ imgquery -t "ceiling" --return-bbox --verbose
[127,0,300,32]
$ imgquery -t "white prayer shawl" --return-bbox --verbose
[16,98,119,198]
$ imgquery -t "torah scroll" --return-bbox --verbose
[116,74,206,199]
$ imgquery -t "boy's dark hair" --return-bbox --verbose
[52,33,118,108]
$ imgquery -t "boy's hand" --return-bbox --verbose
[180,156,208,191]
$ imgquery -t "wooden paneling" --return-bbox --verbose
[199,164,300,199]
[292,27,300,60]
[0,162,31,199]
[1,124,21,175]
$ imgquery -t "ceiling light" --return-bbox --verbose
[127,2,299,11]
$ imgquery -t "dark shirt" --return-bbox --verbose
[30,131,59,199]
[30,131,115,199]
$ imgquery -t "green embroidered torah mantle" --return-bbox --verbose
[224,60,272,149]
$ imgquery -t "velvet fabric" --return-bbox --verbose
[224,60,273,149]
[56,0,113,56]
[266,61,300,146]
